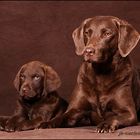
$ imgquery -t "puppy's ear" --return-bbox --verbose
[72,18,92,55]
[117,19,140,57]
[13,65,26,91]
[44,66,61,93]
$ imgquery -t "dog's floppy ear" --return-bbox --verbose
[44,65,61,93]
[13,64,26,91]
[72,18,92,55]
[117,19,140,57]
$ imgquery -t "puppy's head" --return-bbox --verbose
[14,61,61,100]
[72,16,140,63]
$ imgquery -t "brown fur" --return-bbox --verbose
[0,61,68,132]
[40,16,140,133]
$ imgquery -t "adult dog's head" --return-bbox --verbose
[72,16,140,63]
[14,61,61,100]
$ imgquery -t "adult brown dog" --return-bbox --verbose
[40,16,140,133]
[0,61,68,132]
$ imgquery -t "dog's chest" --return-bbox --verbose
[86,75,115,117]
[94,74,116,92]
[27,104,54,121]
[26,105,45,120]
[27,107,40,120]
[88,93,111,115]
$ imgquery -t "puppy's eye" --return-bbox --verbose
[84,31,89,35]
[20,75,25,81]
[33,75,41,81]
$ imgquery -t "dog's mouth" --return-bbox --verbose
[83,46,108,63]
[20,92,43,104]
[20,90,37,100]
[84,53,106,63]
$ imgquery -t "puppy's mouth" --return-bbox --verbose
[20,91,37,100]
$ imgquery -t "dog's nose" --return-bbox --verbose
[84,47,95,55]
[22,87,30,93]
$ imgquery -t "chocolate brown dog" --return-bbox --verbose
[0,61,68,132]
[40,16,140,133]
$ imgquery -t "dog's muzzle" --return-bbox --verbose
[84,47,95,56]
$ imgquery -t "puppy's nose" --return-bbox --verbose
[84,47,95,55]
[22,87,29,93]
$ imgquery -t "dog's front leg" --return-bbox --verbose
[15,117,43,131]
[4,115,25,132]
[0,116,9,131]
[96,87,137,133]
[39,109,89,128]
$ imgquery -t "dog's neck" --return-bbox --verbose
[91,51,127,75]
[19,96,42,106]
[19,91,58,107]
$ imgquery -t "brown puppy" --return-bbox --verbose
[0,61,68,132]
[40,16,140,133]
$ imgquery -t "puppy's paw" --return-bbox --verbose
[5,127,15,132]
[5,122,16,132]
[0,124,5,131]
[15,126,22,131]
[0,119,8,131]
[38,122,51,129]
[0,122,6,131]
[96,122,117,133]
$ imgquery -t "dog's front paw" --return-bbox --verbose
[38,122,53,129]
[15,122,35,131]
[96,122,117,133]
[5,122,16,132]
[0,121,6,131]
[0,118,9,131]
[0,123,5,131]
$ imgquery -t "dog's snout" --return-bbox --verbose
[84,47,95,55]
[22,85,30,93]
[22,87,28,93]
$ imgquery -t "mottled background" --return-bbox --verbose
[0,1,140,115]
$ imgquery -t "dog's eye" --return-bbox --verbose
[20,75,25,81]
[33,75,41,80]
[84,31,89,35]
[104,32,112,37]
[102,28,113,38]
[84,29,92,36]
